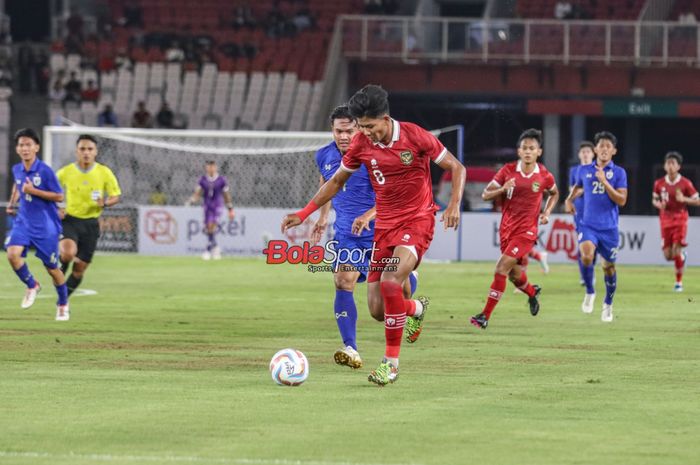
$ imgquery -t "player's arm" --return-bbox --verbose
[677,188,700,207]
[540,185,559,225]
[282,168,351,232]
[351,206,376,236]
[564,185,583,214]
[222,190,235,220]
[482,179,515,201]
[436,152,466,230]
[310,176,332,244]
[21,177,64,202]
[186,186,202,205]
[652,191,665,210]
[5,183,18,214]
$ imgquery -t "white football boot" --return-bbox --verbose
[202,250,212,260]
[601,303,613,323]
[581,293,595,314]
[21,283,41,309]
[333,346,363,369]
[212,246,222,260]
[539,251,550,274]
[56,304,70,321]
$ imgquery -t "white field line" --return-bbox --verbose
[0,451,426,465]
[0,289,98,300]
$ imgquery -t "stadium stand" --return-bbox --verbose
[48,0,364,130]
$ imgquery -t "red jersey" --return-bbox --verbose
[653,175,698,227]
[492,161,556,240]
[340,119,447,229]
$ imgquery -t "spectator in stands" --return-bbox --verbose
[122,0,144,28]
[115,49,131,70]
[679,12,698,24]
[17,44,33,93]
[232,3,257,30]
[81,79,100,103]
[49,76,66,104]
[555,1,573,19]
[98,104,118,127]
[166,41,185,62]
[364,0,382,14]
[292,7,315,33]
[131,101,154,128]
[64,71,82,104]
[157,102,175,128]
[66,9,84,41]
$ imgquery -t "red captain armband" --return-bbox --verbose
[295,200,320,223]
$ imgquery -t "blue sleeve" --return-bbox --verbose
[569,167,576,187]
[314,149,324,175]
[573,166,583,187]
[43,166,63,194]
[615,167,628,189]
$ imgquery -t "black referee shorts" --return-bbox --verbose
[61,215,101,263]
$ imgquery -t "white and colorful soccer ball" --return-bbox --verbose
[269,349,309,386]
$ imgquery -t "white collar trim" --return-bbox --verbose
[665,174,682,185]
[373,119,400,148]
[516,160,540,178]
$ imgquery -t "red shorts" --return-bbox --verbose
[500,233,536,265]
[367,215,435,283]
[661,223,688,249]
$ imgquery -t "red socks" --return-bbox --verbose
[674,254,684,283]
[482,273,507,319]
[529,250,542,261]
[513,271,537,298]
[380,281,410,359]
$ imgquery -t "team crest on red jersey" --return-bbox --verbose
[531,182,541,192]
[399,151,414,165]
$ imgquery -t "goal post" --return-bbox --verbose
[41,124,464,256]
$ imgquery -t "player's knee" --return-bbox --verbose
[369,304,384,322]
[333,275,355,291]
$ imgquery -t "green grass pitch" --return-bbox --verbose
[0,255,698,465]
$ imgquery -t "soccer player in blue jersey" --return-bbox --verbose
[568,141,596,285]
[4,129,70,321]
[565,131,628,322]
[310,105,419,369]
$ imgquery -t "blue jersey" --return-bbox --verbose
[569,165,585,225]
[11,158,63,237]
[315,141,375,239]
[575,161,627,230]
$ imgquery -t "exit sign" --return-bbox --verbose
[603,100,678,117]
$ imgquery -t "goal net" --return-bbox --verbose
[41,124,463,255]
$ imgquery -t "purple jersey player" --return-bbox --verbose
[187,161,235,260]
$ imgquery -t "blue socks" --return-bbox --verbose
[56,283,68,306]
[334,290,357,350]
[604,272,616,305]
[408,272,418,296]
[14,264,36,289]
[582,264,595,294]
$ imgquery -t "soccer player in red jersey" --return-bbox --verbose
[652,151,700,292]
[282,85,466,385]
[470,129,559,329]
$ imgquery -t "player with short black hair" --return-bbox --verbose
[57,135,122,297]
[5,128,69,320]
[565,131,628,322]
[283,84,466,386]
[187,160,235,260]
[470,129,559,329]
[652,151,700,291]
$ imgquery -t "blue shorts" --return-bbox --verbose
[578,225,620,263]
[4,224,61,269]
[330,234,374,284]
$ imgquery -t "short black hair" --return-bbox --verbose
[205,160,216,165]
[665,151,683,164]
[578,140,594,151]
[347,84,389,119]
[594,131,617,147]
[77,134,98,146]
[14,128,41,145]
[517,128,542,148]
[329,104,355,125]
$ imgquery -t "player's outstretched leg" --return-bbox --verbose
[332,288,362,368]
[7,247,41,309]
[48,267,69,321]
[601,261,616,323]
[367,358,399,386]
[673,247,685,292]
[405,295,429,343]
[510,266,541,316]
[579,242,596,314]
[471,255,517,330]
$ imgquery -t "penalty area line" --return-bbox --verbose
[0,451,427,465]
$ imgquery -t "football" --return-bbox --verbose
[269,349,309,386]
